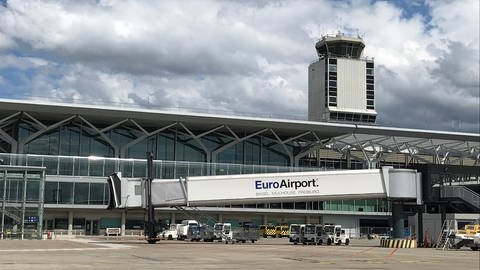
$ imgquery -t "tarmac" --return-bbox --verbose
[0,237,478,270]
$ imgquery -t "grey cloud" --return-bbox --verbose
[376,64,479,133]
[0,0,478,134]
[431,41,480,98]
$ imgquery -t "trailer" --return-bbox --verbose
[200,225,215,242]
[222,223,259,244]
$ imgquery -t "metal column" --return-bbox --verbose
[391,202,404,239]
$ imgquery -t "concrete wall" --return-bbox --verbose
[408,213,480,244]
[337,58,366,111]
[308,60,325,121]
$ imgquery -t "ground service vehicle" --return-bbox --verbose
[300,224,316,245]
[221,223,233,243]
[213,223,224,241]
[323,224,336,245]
[200,225,215,242]
[260,224,276,238]
[162,224,180,240]
[187,224,202,241]
[315,224,329,245]
[289,224,300,245]
[452,224,480,250]
[334,227,350,245]
[275,225,289,238]
[177,220,199,240]
[222,222,259,244]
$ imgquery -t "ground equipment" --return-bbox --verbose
[275,225,289,238]
[187,224,202,241]
[333,226,350,245]
[260,224,276,238]
[315,224,329,245]
[222,222,259,244]
[200,224,215,242]
[300,224,316,245]
[451,224,480,251]
[177,220,199,240]
[161,224,180,240]
[289,224,300,245]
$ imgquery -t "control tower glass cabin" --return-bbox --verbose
[308,34,377,124]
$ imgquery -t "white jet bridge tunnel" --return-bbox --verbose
[107,167,422,238]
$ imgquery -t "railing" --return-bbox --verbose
[0,207,22,224]
[440,185,480,210]
[0,153,329,179]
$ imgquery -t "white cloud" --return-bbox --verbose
[0,31,15,50]
[0,0,478,132]
[0,54,48,69]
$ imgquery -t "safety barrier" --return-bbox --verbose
[380,238,417,248]
[105,227,121,236]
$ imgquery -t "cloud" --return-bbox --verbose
[0,0,478,133]
[0,31,15,50]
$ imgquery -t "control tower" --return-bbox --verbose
[308,34,377,124]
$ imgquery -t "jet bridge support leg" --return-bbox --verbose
[144,152,159,244]
[392,202,404,239]
[417,205,423,246]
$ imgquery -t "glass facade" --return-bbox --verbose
[15,121,294,167]
[0,153,390,213]
[19,123,114,158]
[1,167,45,239]
[0,116,392,214]
[43,181,108,205]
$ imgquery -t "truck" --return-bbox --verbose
[187,224,202,241]
[213,223,224,241]
[177,220,199,240]
[315,224,329,245]
[300,224,316,245]
[222,222,259,244]
[275,225,289,238]
[334,227,350,245]
[161,224,180,240]
[259,224,276,238]
[289,224,301,245]
[323,224,350,245]
[452,224,480,251]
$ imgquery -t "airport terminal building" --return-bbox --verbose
[0,34,479,239]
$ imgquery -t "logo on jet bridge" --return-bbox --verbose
[255,179,318,190]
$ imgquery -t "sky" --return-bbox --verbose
[0,0,478,133]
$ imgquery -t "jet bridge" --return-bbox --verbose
[107,167,422,239]
[108,167,422,209]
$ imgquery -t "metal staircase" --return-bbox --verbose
[174,206,219,226]
[0,203,23,224]
[435,219,455,250]
[440,185,480,211]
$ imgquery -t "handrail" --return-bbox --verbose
[0,153,332,179]
[440,185,480,209]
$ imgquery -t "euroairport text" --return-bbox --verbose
[254,178,320,197]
